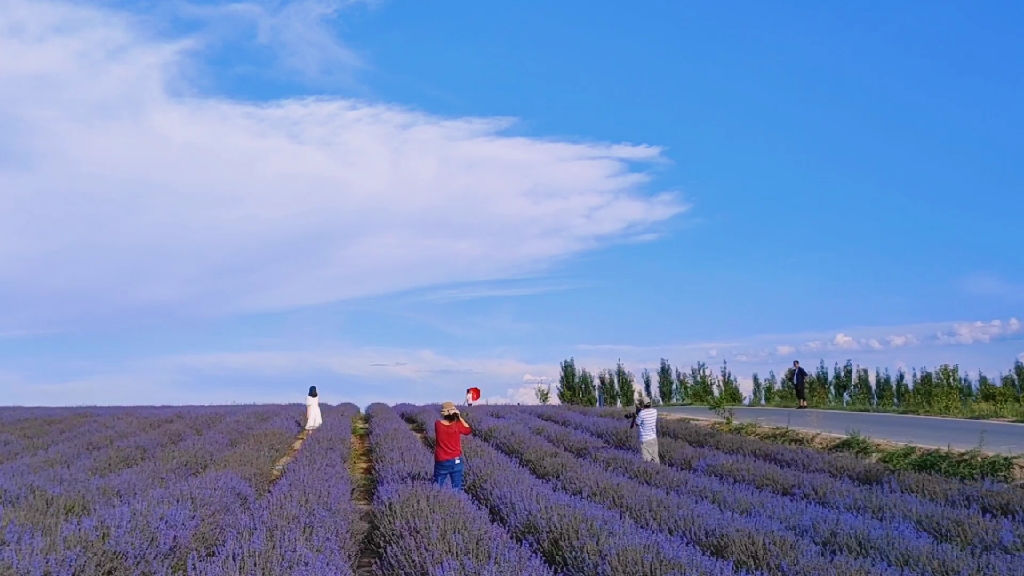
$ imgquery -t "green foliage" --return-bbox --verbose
[850,366,874,408]
[749,372,764,406]
[578,369,597,407]
[998,374,1021,406]
[913,368,935,410]
[809,360,830,406]
[688,361,715,404]
[829,430,875,457]
[1013,360,1024,397]
[874,368,894,409]
[641,368,654,403]
[978,372,999,404]
[556,358,580,405]
[894,368,910,407]
[657,359,675,405]
[674,367,691,403]
[598,369,619,407]
[778,367,795,404]
[877,446,1018,483]
[709,397,735,425]
[832,361,853,405]
[534,384,551,405]
[575,354,1023,419]
[933,365,962,415]
[615,362,636,407]
[717,361,744,405]
[557,358,597,406]
[763,370,778,405]
[714,420,1021,483]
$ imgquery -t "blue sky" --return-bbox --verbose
[1,0,1022,406]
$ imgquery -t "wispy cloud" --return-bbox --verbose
[0,0,685,332]
[158,0,376,86]
[4,315,1023,406]
[960,273,1024,300]
[407,280,581,303]
[573,317,1023,367]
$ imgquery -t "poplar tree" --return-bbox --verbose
[764,370,778,405]
[557,356,581,401]
[657,359,675,405]
[750,372,764,406]
[875,368,895,408]
[718,361,744,405]
[690,362,715,404]
[615,362,637,407]
[598,369,619,407]
[812,360,830,406]
[579,369,598,407]
[674,367,691,403]
[556,358,579,405]
[851,366,874,407]
[978,371,998,404]
[642,368,654,403]
[894,368,910,407]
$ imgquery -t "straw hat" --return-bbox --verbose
[440,401,460,416]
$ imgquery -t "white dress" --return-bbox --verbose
[305,395,323,430]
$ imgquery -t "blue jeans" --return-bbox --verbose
[433,457,464,489]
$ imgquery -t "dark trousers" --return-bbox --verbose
[795,383,806,401]
[433,457,464,489]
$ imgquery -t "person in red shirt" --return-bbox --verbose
[434,401,472,489]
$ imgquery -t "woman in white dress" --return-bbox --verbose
[305,386,323,430]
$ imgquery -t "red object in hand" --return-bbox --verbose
[467,387,481,402]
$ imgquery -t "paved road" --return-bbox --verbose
[659,406,1024,455]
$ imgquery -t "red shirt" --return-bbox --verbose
[434,419,472,461]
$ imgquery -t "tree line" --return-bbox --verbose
[552,357,743,407]
[552,357,1024,417]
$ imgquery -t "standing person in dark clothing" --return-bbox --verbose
[792,360,808,409]
[434,401,472,489]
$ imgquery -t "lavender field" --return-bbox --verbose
[2,403,1023,576]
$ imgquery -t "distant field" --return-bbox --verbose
[2,404,1023,575]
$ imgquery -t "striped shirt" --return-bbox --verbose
[635,408,657,442]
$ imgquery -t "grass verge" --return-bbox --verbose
[692,418,1024,484]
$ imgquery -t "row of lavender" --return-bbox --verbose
[475,406,1022,576]
[397,403,754,576]
[1,405,300,575]
[188,403,364,575]
[364,403,553,575]
[538,407,1024,549]
[584,407,1024,518]
[0,404,364,575]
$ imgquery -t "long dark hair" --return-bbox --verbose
[308,386,318,398]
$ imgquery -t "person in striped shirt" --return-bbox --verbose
[629,396,660,463]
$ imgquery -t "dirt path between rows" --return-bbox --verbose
[350,414,379,576]
[269,428,310,485]
[405,417,432,450]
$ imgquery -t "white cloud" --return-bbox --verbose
[866,339,883,351]
[0,0,684,331]
[775,345,796,356]
[803,341,825,351]
[832,333,858,350]
[887,334,918,348]
[936,318,1021,345]
[707,349,718,358]
[1018,352,1024,362]
[483,383,551,406]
